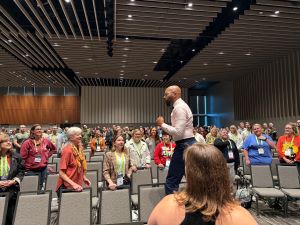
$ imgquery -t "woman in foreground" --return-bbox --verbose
[148,143,257,225]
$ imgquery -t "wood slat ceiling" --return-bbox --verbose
[0,0,299,88]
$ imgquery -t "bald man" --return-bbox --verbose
[156,85,195,195]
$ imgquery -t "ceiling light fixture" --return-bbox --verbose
[63,57,69,60]
[245,52,252,56]
[226,63,232,66]
[82,45,89,48]
[65,0,71,3]
[130,0,135,2]
[120,76,124,79]
[188,2,193,7]
[192,49,195,52]
[233,6,238,11]
[128,15,132,18]
[123,54,127,57]
[153,61,157,64]
[122,60,127,63]
[8,39,13,43]
[274,10,280,14]
[87,58,93,61]
[53,43,60,47]
[120,70,124,72]
[183,77,187,80]
[202,78,206,81]
[0,64,3,66]
[259,11,263,15]
[144,74,148,77]
[203,63,208,66]
[125,37,129,40]
[161,49,165,52]
[218,51,224,55]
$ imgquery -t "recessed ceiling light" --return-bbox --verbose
[75,72,80,74]
[53,43,60,47]
[161,49,165,52]
[122,54,127,57]
[94,73,98,75]
[123,48,130,51]
[128,15,132,18]
[63,57,68,60]
[188,2,193,7]
[8,39,13,43]
[121,60,127,63]
[120,70,124,72]
[203,63,208,66]
[121,65,126,68]
[218,51,224,55]
[25,54,29,57]
[65,0,71,3]
[153,61,157,64]
[125,37,129,40]
[202,78,206,81]
[183,77,187,80]
[192,49,195,52]
[226,63,232,66]
[274,10,280,14]
[144,74,148,77]
[87,58,93,61]
[0,64,3,66]
[48,75,51,78]
[180,61,183,63]
[245,52,252,56]
[120,76,124,79]
[82,45,89,48]
[233,6,238,11]
[120,74,124,76]
[259,11,263,15]
[130,0,135,2]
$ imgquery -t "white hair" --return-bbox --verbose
[66,127,82,139]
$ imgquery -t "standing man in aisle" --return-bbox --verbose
[156,85,195,195]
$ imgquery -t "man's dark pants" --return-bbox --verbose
[165,137,196,195]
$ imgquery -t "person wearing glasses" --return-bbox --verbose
[0,133,24,225]
[277,123,300,175]
[20,124,56,190]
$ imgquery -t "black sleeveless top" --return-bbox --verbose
[180,210,215,225]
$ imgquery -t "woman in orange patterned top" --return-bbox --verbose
[56,127,90,196]
[277,123,300,174]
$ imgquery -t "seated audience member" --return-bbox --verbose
[238,121,246,135]
[262,123,269,135]
[154,132,176,169]
[199,127,208,139]
[0,134,24,225]
[205,127,218,144]
[89,129,106,156]
[82,125,91,149]
[145,127,161,159]
[126,129,151,170]
[48,126,59,146]
[103,135,133,190]
[228,125,243,150]
[123,126,132,143]
[214,129,240,183]
[56,127,90,195]
[277,123,300,174]
[148,143,257,225]
[193,128,205,144]
[20,124,56,190]
[242,124,275,166]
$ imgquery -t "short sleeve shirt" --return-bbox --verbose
[242,134,273,165]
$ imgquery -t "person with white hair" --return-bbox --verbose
[56,127,90,195]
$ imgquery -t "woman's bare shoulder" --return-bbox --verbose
[217,204,258,225]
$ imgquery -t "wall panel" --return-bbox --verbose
[0,96,80,125]
[81,87,188,125]
[234,49,300,121]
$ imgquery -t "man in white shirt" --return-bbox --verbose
[156,85,195,195]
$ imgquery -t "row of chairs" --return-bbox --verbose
[0,188,148,225]
[250,164,300,215]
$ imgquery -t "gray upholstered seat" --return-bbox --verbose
[86,161,104,188]
[131,169,152,206]
[99,188,131,225]
[58,189,92,225]
[0,193,8,225]
[45,173,60,212]
[138,184,165,223]
[250,165,286,216]
[20,175,39,192]
[13,191,51,225]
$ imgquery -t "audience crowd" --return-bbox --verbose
[1,119,300,224]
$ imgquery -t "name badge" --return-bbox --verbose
[165,159,171,169]
[285,148,292,157]
[34,155,42,163]
[117,172,123,186]
[258,148,264,155]
[228,151,234,159]
[96,146,100,151]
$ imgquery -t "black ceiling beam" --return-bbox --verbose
[162,0,256,81]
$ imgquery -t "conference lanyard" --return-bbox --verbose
[114,152,125,175]
[255,136,263,147]
[163,143,174,157]
[284,136,295,148]
[0,156,9,177]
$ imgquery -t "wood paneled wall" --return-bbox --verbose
[233,50,300,120]
[81,86,188,125]
[0,96,80,124]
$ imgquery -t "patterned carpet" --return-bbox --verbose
[249,200,300,225]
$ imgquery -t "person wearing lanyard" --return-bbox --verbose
[103,134,133,190]
[0,133,24,225]
[156,85,195,195]
[20,124,57,190]
[125,129,151,171]
[89,129,106,156]
[214,129,240,184]
[154,132,176,170]
[242,124,275,166]
[277,123,300,174]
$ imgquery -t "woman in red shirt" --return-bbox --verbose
[21,124,56,190]
[277,123,300,173]
[154,132,176,169]
[56,127,90,196]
